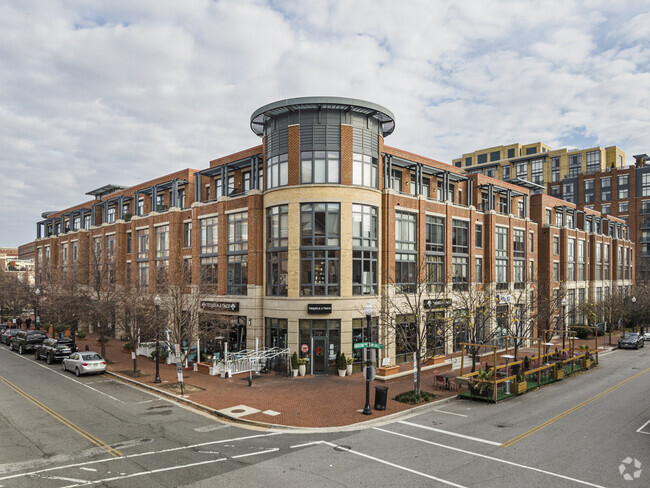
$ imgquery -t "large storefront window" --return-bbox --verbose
[299,319,341,374]
[395,314,417,364]
[352,317,379,364]
[265,318,287,372]
[426,311,446,356]
[199,314,247,356]
[453,309,468,352]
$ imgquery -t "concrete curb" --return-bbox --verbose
[106,370,457,433]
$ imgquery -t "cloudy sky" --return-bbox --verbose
[2,0,649,247]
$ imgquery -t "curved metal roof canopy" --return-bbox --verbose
[250,96,395,138]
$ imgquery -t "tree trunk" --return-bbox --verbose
[100,332,106,359]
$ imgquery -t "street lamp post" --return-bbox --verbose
[631,296,637,333]
[362,302,373,416]
[34,288,40,330]
[561,298,568,350]
[153,295,162,384]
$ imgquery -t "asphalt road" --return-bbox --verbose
[0,342,648,487]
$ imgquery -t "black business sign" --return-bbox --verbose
[201,301,239,312]
[307,304,332,314]
[424,299,452,309]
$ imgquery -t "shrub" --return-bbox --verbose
[394,390,437,405]
[337,352,347,371]
[123,342,135,351]
[523,356,530,370]
[291,351,299,369]
[75,332,86,339]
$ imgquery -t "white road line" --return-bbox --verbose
[636,419,650,434]
[40,475,88,483]
[398,420,501,446]
[290,441,323,449]
[0,432,281,481]
[137,399,162,404]
[2,348,124,403]
[60,458,229,488]
[374,427,607,488]
[320,441,466,488]
[433,409,468,418]
[78,467,97,472]
[231,448,279,459]
[194,424,228,432]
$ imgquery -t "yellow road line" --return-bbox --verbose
[0,375,122,457]
[501,367,650,448]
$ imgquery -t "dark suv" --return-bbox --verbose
[10,330,48,354]
[1,328,21,345]
[34,338,76,363]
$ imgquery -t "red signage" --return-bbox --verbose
[301,344,309,354]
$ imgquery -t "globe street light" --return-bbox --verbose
[362,302,373,416]
[34,288,40,330]
[153,295,162,384]
[631,296,637,332]
[561,297,568,350]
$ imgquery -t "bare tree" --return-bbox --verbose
[0,269,31,321]
[506,283,538,360]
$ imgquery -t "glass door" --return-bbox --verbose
[312,336,327,374]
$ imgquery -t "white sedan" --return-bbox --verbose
[643,331,650,341]
[62,351,107,376]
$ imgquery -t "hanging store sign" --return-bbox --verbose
[497,295,511,304]
[424,299,452,309]
[200,301,239,312]
[307,304,332,314]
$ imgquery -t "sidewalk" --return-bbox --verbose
[78,334,457,429]
[74,332,622,429]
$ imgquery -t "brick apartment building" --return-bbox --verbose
[31,97,634,374]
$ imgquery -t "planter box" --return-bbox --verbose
[554,369,564,380]
[427,355,446,366]
[377,365,400,377]
[585,359,592,369]
[515,381,527,395]
[197,362,212,374]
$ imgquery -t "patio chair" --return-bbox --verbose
[434,371,447,389]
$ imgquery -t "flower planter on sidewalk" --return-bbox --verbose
[377,365,400,377]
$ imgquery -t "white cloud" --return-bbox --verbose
[1,0,650,246]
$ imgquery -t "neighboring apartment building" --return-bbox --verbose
[455,143,650,280]
[32,98,633,374]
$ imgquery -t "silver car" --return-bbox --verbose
[62,351,107,376]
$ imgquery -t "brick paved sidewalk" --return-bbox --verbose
[71,331,624,429]
[76,334,457,428]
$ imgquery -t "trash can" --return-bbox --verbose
[374,386,388,411]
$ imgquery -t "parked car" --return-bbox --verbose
[62,351,107,376]
[34,338,76,364]
[1,328,22,345]
[618,332,645,349]
[10,330,48,354]
[643,330,650,341]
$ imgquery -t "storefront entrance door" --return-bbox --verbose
[312,336,327,374]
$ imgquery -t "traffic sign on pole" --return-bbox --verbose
[353,342,368,350]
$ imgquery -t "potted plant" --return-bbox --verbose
[297,356,307,376]
[97,336,110,345]
[523,355,530,371]
[580,345,592,368]
[123,342,135,353]
[337,353,347,377]
[291,352,299,377]
[75,331,86,339]
[346,355,354,376]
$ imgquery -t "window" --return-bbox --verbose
[395,314,417,364]
[475,257,483,283]
[266,154,288,189]
[138,262,149,288]
[531,159,543,184]
[619,202,628,213]
[155,225,169,259]
[601,203,610,214]
[490,150,500,161]
[200,217,218,255]
[177,188,185,208]
[137,199,144,216]
[600,177,611,201]
[604,243,610,279]
[478,153,487,164]
[578,240,585,281]
[513,230,525,258]
[137,229,149,260]
[301,151,340,184]
[507,148,515,158]
[227,212,248,295]
[551,186,561,198]
[465,157,472,166]
[596,243,602,280]
[502,166,510,179]
[496,226,508,289]
[484,168,495,178]
[395,211,417,293]
[513,229,525,288]
[529,231,534,252]
[475,223,483,249]
[452,219,470,288]
[352,317,379,363]
[563,182,575,203]
[526,147,537,155]
[267,205,288,296]
[391,169,402,192]
[566,212,574,229]
[642,173,650,197]
[586,151,600,174]
[73,216,81,231]
[555,211,564,227]
[352,153,378,188]
[426,216,444,292]
[517,162,527,178]
[567,237,575,281]
[107,206,116,224]
[529,260,534,281]
[584,180,595,203]
[126,232,132,254]
[553,235,559,255]
[352,205,378,295]
[569,154,581,177]
[410,174,430,197]
[642,200,650,214]
[184,222,192,248]
[546,209,552,225]
[618,175,629,199]
[300,203,340,296]
[551,157,560,182]
[200,256,218,286]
